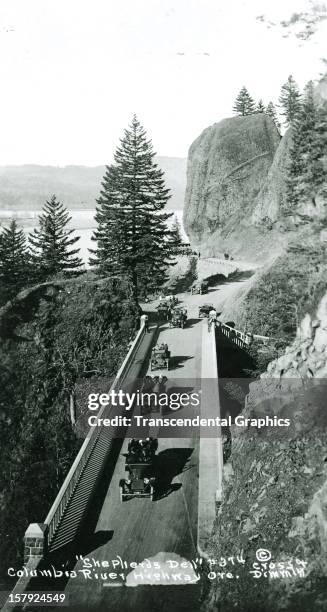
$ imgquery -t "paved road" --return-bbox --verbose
[62,306,203,612]
[174,269,255,321]
[37,273,253,612]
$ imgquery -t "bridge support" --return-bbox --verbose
[24,523,47,564]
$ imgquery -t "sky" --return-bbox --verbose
[0,0,326,165]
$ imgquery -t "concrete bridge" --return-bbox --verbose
[197,256,259,280]
[1,298,267,612]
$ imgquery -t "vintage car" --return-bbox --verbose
[150,343,170,370]
[191,280,209,295]
[119,438,158,501]
[156,301,170,320]
[169,307,187,328]
[140,375,168,414]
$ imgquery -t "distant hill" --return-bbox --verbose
[0,157,187,211]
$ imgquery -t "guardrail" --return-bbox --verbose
[201,257,239,270]
[216,322,270,350]
[218,324,247,349]
[44,319,147,549]
[197,257,239,280]
[253,333,270,343]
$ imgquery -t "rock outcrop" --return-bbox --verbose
[207,292,327,612]
[252,128,292,225]
[184,75,327,261]
[183,114,280,254]
[255,293,327,382]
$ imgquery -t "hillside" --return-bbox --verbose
[0,156,187,211]
[0,276,140,577]
[206,289,327,612]
[219,229,327,343]
[193,78,327,611]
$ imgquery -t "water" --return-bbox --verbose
[0,209,187,265]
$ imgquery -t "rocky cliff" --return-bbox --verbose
[183,114,281,258]
[184,77,327,261]
[206,293,327,611]
[252,76,327,230]
[251,128,291,226]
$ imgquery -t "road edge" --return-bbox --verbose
[197,321,223,559]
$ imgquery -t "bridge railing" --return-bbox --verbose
[44,319,147,548]
[197,257,239,280]
[201,257,238,270]
[216,322,270,350]
[253,333,270,343]
[218,323,247,349]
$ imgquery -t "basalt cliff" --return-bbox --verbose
[183,114,281,260]
[183,79,327,262]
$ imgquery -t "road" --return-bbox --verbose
[61,298,203,612]
[31,271,253,612]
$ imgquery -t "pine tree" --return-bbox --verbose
[286,81,327,210]
[256,99,265,113]
[0,220,30,303]
[266,101,281,132]
[312,103,327,202]
[297,81,327,206]
[89,115,176,300]
[233,87,256,116]
[170,216,185,254]
[278,75,302,125]
[29,196,83,280]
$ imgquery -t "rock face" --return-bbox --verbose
[207,292,327,611]
[184,76,327,259]
[252,127,292,225]
[256,293,327,381]
[183,114,280,252]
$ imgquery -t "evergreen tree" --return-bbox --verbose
[266,101,281,131]
[0,220,30,303]
[286,125,303,211]
[233,87,256,116]
[89,115,176,300]
[278,75,302,125]
[29,195,83,280]
[286,81,327,210]
[256,99,265,113]
[170,215,185,254]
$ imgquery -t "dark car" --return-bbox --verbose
[191,280,209,295]
[198,303,215,318]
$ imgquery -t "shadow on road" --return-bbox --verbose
[204,269,255,290]
[77,529,114,556]
[169,355,194,369]
[154,447,194,501]
[166,384,195,395]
